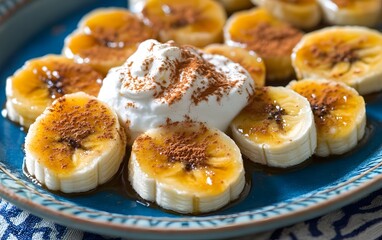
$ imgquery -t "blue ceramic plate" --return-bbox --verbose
[1,0,382,239]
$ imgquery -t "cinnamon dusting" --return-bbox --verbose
[45,97,116,152]
[291,82,348,126]
[244,88,287,130]
[165,4,200,28]
[137,122,210,171]
[34,59,103,99]
[33,95,118,173]
[310,44,358,66]
[332,0,350,7]
[122,44,242,106]
[242,23,303,57]
[74,12,155,63]
[89,14,154,48]
[265,103,286,127]
[163,131,208,171]
[142,3,200,29]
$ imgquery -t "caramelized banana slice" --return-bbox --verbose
[218,0,254,13]
[139,0,226,47]
[252,0,321,29]
[25,92,127,193]
[225,8,303,81]
[318,0,382,27]
[204,44,266,87]
[230,86,316,168]
[288,79,366,157]
[129,121,245,214]
[292,26,382,95]
[63,8,156,75]
[5,55,103,128]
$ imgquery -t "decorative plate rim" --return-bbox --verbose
[1,148,382,237]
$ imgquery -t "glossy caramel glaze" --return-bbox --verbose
[7,55,103,124]
[65,9,156,74]
[26,94,120,176]
[232,87,307,146]
[290,80,365,140]
[132,122,243,196]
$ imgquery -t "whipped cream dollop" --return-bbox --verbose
[98,39,255,143]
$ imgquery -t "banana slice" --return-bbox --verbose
[5,54,103,128]
[230,86,316,168]
[217,0,254,13]
[63,8,156,75]
[24,92,127,193]
[287,79,366,157]
[292,26,382,95]
[139,0,226,47]
[252,0,321,29]
[128,121,245,214]
[317,0,382,27]
[204,44,266,87]
[224,8,303,81]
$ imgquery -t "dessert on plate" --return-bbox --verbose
[2,0,374,215]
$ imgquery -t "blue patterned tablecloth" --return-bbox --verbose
[2,188,382,239]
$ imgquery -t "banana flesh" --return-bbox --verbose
[318,0,382,27]
[128,121,245,214]
[230,86,317,168]
[63,8,156,75]
[24,92,127,193]
[224,8,303,81]
[5,54,103,128]
[139,0,226,47]
[204,44,266,87]
[252,0,321,29]
[288,79,366,157]
[217,0,254,13]
[292,26,382,95]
